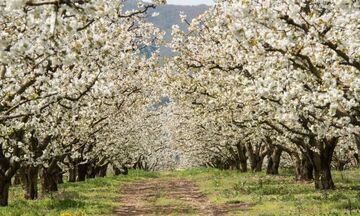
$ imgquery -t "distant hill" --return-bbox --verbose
[124,1,209,56]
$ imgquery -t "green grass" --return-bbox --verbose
[170,168,360,216]
[0,168,359,216]
[0,170,159,216]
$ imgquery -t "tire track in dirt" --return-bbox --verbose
[113,179,254,216]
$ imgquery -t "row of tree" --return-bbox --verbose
[0,0,169,206]
[163,0,359,190]
[1,0,359,208]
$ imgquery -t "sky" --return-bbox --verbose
[145,0,214,5]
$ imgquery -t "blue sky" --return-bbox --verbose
[145,0,214,5]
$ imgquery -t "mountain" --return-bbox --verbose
[124,1,210,56]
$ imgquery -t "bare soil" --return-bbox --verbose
[113,179,254,216]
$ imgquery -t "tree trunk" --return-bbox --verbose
[0,155,20,206]
[313,156,335,190]
[236,142,247,172]
[272,148,282,175]
[335,159,347,171]
[311,140,337,190]
[77,163,88,182]
[249,153,264,172]
[247,143,267,172]
[87,165,96,179]
[13,172,22,185]
[266,147,282,175]
[122,166,128,175]
[300,156,314,180]
[58,173,63,184]
[41,168,58,194]
[292,152,313,181]
[0,180,10,206]
[266,154,274,174]
[250,156,264,172]
[355,134,360,167]
[96,164,108,177]
[113,166,121,176]
[20,166,39,200]
[113,166,129,175]
[68,168,76,182]
[292,153,301,180]
[239,160,247,172]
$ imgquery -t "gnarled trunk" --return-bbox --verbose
[0,180,11,206]
[355,134,360,167]
[77,163,88,182]
[334,158,348,171]
[310,139,337,190]
[0,131,22,206]
[300,156,314,180]
[113,166,121,176]
[239,160,247,172]
[251,157,263,172]
[313,154,335,190]
[20,166,39,200]
[41,168,58,194]
[236,142,247,172]
[87,164,96,179]
[266,147,282,175]
[122,166,128,175]
[58,173,63,184]
[247,143,268,172]
[68,168,76,182]
[13,171,21,185]
[0,162,20,206]
[96,164,108,177]
[113,165,128,175]
[291,151,313,181]
[249,151,266,172]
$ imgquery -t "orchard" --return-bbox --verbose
[0,0,359,215]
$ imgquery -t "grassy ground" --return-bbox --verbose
[170,168,360,216]
[0,170,159,216]
[0,168,359,216]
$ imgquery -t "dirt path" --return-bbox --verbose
[113,179,253,216]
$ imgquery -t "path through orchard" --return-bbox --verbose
[113,178,254,216]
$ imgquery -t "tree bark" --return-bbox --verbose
[87,164,96,179]
[0,180,11,206]
[290,150,313,181]
[122,166,128,175]
[300,156,314,180]
[250,156,264,172]
[236,142,247,172]
[77,163,88,182]
[13,171,22,185]
[266,154,274,174]
[113,165,128,175]
[292,153,302,180]
[239,160,247,172]
[96,164,108,177]
[58,173,63,184]
[113,166,121,176]
[355,134,360,167]
[334,157,348,171]
[68,168,76,182]
[20,166,39,200]
[310,139,337,190]
[41,168,58,194]
[247,143,268,172]
[313,157,335,190]
[266,147,282,175]
[0,159,20,206]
